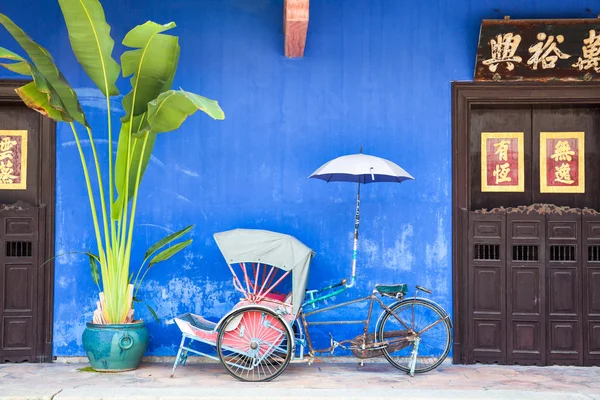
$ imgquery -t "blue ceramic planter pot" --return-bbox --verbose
[82,322,148,372]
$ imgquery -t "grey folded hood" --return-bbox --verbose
[213,229,314,315]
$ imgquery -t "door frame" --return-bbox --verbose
[0,79,56,362]
[451,81,600,364]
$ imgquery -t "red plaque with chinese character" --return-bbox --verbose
[0,130,28,190]
[540,131,584,193]
[481,132,524,192]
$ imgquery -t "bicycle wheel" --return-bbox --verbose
[217,307,292,382]
[377,299,451,373]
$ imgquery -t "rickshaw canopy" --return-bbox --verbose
[213,229,314,314]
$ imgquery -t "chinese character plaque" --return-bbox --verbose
[475,19,600,81]
[0,130,27,190]
[540,131,584,193]
[481,132,524,192]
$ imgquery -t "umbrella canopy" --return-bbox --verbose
[309,152,413,289]
[309,153,414,183]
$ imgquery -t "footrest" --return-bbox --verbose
[175,312,217,334]
[375,283,408,297]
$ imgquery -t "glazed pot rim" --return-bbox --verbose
[86,321,146,329]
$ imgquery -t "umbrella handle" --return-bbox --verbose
[347,182,360,289]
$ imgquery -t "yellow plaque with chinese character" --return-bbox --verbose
[540,131,584,193]
[481,132,524,192]
[0,130,27,190]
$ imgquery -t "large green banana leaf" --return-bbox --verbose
[58,0,120,97]
[148,239,192,267]
[144,225,194,261]
[147,89,225,133]
[120,21,179,121]
[16,82,71,122]
[113,21,181,219]
[0,14,87,126]
[0,46,71,121]
[111,116,156,220]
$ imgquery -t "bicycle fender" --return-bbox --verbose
[215,304,297,346]
[374,297,452,333]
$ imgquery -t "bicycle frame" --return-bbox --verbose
[299,289,415,356]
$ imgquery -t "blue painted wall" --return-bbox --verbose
[0,0,596,356]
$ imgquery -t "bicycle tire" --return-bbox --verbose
[216,307,292,382]
[377,299,452,374]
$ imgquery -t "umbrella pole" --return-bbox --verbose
[347,180,360,288]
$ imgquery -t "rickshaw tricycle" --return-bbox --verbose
[172,228,452,382]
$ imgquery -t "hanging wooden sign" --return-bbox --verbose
[475,19,600,82]
[0,130,27,190]
[481,132,524,192]
[540,131,584,193]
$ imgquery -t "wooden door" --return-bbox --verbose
[545,213,583,365]
[582,214,600,366]
[0,81,55,363]
[506,213,546,365]
[468,211,506,364]
[452,82,600,366]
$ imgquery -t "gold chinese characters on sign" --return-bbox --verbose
[481,132,524,192]
[475,19,600,81]
[0,130,27,190]
[540,132,584,193]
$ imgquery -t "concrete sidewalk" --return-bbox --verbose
[0,361,599,400]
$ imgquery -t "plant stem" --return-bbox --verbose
[121,132,150,321]
[69,123,111,319]
[85,126,112,269]
[106,95,118,269]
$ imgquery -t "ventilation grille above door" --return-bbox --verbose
[549,245,576,262]
[474,244,500,260]
[512,245,539,261]
[588,246,600,262]
[6,241,32,258]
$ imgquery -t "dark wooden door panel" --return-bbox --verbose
[511,321,542,357]
[582,215,600,366]
[0,205,40,362]
[473,267,503,314]
[548,270,578,317]
[2,316,33,350]
[0,81,55,363]
[470,106,533,210]
[507,213,545,365]
[546,213,582,365]
[587,270,600,315]
[468,212,506,364]
[4,264,34,311]
[510,269,540,315]
[473,319,504,356]
[532,106,600,210]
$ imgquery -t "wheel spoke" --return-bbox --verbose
[378,300,451,374]
[217,308,292,382]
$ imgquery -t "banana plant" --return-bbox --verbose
[0,0,224,324]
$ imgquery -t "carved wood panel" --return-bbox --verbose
[507,213,545,365]
[546,213,582,365]
[467,208,597,366]
[0,203,42,362]
[583,215,600,366]
[468,212,506,364]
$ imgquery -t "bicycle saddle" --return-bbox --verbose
[375,283,408,297]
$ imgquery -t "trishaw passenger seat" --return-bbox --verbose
[375,283,408,297]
